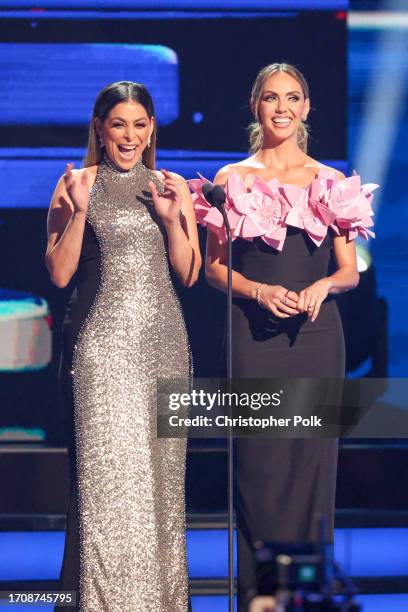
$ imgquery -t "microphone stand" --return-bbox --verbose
[201,181,234,611]
[218,204,234,612]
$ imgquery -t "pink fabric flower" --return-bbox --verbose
[188,168,377,250]
[329,174,377,240]
[242,176,291,250]
[283,182,330,247]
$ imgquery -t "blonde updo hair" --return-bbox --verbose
[248,63,310,154]
[84,80,157,169]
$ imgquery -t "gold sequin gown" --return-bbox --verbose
[57,154,191,611]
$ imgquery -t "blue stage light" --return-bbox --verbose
[0,532,64,581]
[187,529,237,578]
[0,1,348,9]
[193,112,204,124]
[191,596,237,612]
[339,528,408,577]
[1,528,408,581]
[357,594,408,612]
[0,149,347,208]
[0,44,179,126]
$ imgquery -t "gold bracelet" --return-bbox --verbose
[256,283,266,308]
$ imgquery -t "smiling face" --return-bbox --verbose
[95,100,154,170]
[255,71,310,146]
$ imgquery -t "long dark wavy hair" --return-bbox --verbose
[84,81,157,169]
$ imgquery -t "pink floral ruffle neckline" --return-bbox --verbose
[188,167,377,250]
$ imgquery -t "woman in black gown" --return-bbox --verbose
[203,63,373,611]
[45,81,201,611]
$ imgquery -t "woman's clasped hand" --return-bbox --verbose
[257,277,332,322]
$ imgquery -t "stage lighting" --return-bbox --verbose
[355,243,372,273]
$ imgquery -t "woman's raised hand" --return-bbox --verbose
[148,169,182,225]
[64,163,91,215]
[257,285,299,318]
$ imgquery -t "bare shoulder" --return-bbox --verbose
[333,168,346,180]
[213,164,234,184]
[305,157,346,180]
[82,164,99,175]
[321,164,346,180]
[74,164,99,184]
[214,160,253,184]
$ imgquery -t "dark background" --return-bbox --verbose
[0,12,346,155]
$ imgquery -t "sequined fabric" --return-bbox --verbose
[71,155,190,611]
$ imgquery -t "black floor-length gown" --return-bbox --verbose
[232,227,345,611]
[56,156,190,611]
[57,220,99,608]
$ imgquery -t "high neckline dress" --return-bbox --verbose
[57,154,191,611]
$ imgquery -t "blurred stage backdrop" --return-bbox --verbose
[1,2,408,611]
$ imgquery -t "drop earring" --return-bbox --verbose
[99,137,104,148]
[147,135,151,148]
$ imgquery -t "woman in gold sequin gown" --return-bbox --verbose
[45,81,201,611]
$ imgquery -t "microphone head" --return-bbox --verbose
[211,185,226,208]
[201,181,214,202]
[202,181,226,208]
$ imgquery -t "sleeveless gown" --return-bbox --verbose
[232,228,345,611]
[57,155,190,611]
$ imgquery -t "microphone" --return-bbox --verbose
[201,181,233,612]
[202,181,226,209]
